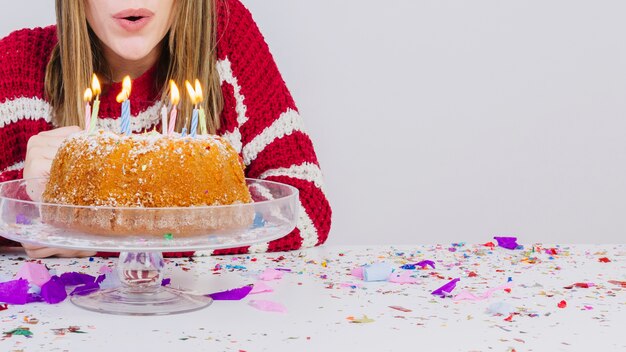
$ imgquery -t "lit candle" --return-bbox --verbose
[185,80,199,137]
[160,103,167,135]
[116,75,132,135]
[194,79,207,135]
[167,80,180,135]
[83,88,93,131]
[89,74,101,134]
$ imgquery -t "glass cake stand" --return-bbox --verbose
[0,178,298,315]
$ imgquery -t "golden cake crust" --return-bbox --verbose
[41,130,253,236]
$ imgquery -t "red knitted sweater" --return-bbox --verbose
[0,0,331,256]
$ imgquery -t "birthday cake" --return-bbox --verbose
[41,130,253,236]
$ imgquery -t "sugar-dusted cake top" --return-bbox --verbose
[43,129,251,207]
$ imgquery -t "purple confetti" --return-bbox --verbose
[59,272,97,286]
[69,282,100,296]
[431,278,461,298]
[161,278,171,286]
[493,236,520,250]
[416,260,436,269]
[15,214,31,225]
[40,276,67,304]
[0,279,30,305]
[208,284,254,301]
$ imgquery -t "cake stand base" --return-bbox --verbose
[70,287,213,316]
[70,251,212,315]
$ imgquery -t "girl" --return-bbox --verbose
[0,0,331,258]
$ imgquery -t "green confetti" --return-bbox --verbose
[164,233,174,240]
[4,327,33,338]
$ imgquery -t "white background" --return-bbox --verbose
[1,1,625,245]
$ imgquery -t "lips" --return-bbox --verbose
[112,8,154,32]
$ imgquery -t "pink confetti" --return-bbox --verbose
[351,267,364,280]
[388,271,420,285]
[258,268,284,281]
[250,281,274,295]
[452,283,513,301]
[15,263,51,287]
[249,299,287,313]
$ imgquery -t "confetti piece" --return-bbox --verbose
[493,236,520,250]
[558,300,567,308]
[14,263,52,287]
[3,327,33,338]
[208,285,253,301]
[250,281,274,295]
[258,268,284,281]
[453,283,513,301]
[389,306,412,312]
[349,315,375,324]
[363,262,393,282]
[608,280,626,288]
[0,304,8,311]
[350,267,364,280]
[40,276,67,304]
[431,278,460,298]
[0,279,32,305]
[598,257,611,263]
[388,271,420,284]
[59,272,97,286]
[249,299,287,313]
[563,282,595,289]
[164,233,174,240]
[15,214,31,225]
[161,278,171,286]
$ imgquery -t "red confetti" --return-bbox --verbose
[504,288,512,293]
[557,300,567,308]
[389,305,412,312]
[598,257,611,263]
[504,314,513,322]
[468,271,478,278]
[608,280,626,288]
[0,304,8,311]
[564,282,594,289]
[483,242,495,249]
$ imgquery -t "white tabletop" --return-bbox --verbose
[1,244,624,351]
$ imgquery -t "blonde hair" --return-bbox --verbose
[45,0,223,133]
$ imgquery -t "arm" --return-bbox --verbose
[0,27,58,248]
[212,0,331,255]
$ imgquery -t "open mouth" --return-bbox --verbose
[124,16,144,22]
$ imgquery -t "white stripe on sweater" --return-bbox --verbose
[0,161,24,173]
[259,162,325,193]
[217,57,249,126]
[96,103,161,133]
[0,97,160,132]
[0,97,52,128]
[241,108,303,166]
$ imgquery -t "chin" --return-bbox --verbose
[111,40,158,62]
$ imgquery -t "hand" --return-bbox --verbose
[21,242,96,259]
[23,126,81,201]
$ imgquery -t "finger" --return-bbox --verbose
[20,242,47,250]
[38,126,82,137]
[24,247,59,259]
[27,146,57,161]
[56,250,97,258]
[23,159,52,180]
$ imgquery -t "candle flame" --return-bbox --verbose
[170,80,180,105]
[122,75,132,96]
[116,75,132,103]
[194,79,203,103]
[185,80,196,103]
[91,74,101,95]
[83,88,93,102]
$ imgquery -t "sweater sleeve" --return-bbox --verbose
[212,0,331,255]
[0,27,56,247]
